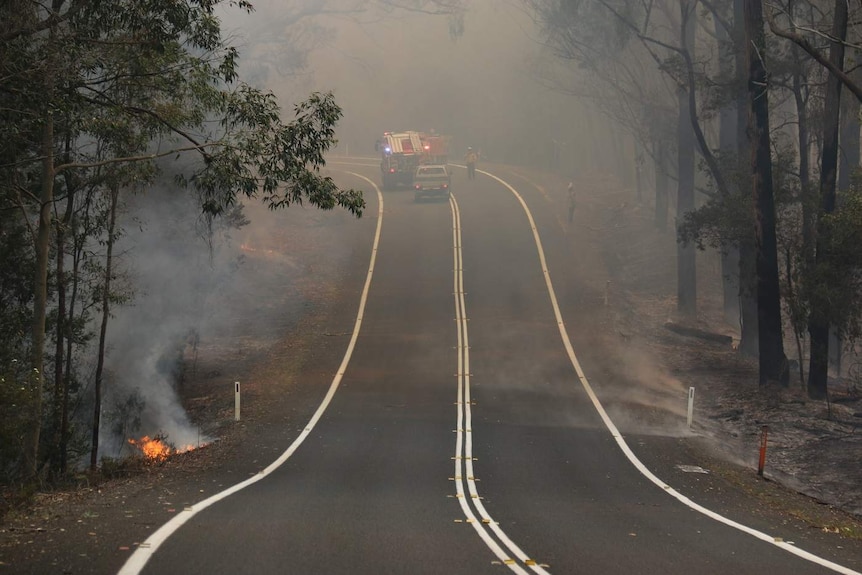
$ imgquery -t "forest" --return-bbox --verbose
[521,0,862,396]
[2,0,862,496]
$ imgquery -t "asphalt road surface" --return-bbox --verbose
[119,160,862,575]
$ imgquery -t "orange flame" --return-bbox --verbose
[128,435,197,461]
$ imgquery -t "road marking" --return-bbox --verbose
[481,169,861,575]
[450,195,550,575]
[117,171,384,575]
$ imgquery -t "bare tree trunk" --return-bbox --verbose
[676,0,697,317]
[50,135,75,476]
[785,247,805,386]
[744,0,788,386]
[714,6,741,325]
[788,41,812,387]
[792,47,815,270]
[635,141,644,203]
[90,185,119,470]
[734,0,758,356]
[654,140,669,231]
[51,211,65,474]
[26,108,55,479]
[808,0,848,399]
[61,207,85,474]
[738,236,759,356]
[830,66,860,377]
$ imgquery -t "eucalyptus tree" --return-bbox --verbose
[524,0,796,390]
[765,0,859,398]
[523,0,738,319]
[524,1,678,229]
[741,0,789,385]
[1,0,365,481]
[804,0,849,399]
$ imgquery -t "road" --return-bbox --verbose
[119,160,862,575]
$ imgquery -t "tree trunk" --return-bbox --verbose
[792,45,815,270]
[830,66,860,377]
[807,0,848,400]
[51,211,66,474]
[90,185,120,470]
[635,140,644,203]
[26,109,55,479]
[715,9,741,325]
[837,68,860,200]
[676,0,697,317]
[735,0,758,355]
[61,211,85,474]
[50,136,75,476]
[654,140,669,231]
[737,236,759,356]
[744,0,788,386]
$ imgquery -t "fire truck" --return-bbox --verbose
[419,132,450,165]
[377,131,424,189]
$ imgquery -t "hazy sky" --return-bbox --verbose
[222,0,622,175]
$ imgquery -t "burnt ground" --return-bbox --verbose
[2,166,862,574]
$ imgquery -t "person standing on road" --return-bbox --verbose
[567,181,576,224]
[465,147,478,180]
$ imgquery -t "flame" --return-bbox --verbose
[128,435,197,461]
[240,243,277,256]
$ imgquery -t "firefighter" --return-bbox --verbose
[464,147,478,180]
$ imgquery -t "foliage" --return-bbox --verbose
[807,188,862,342]
[0,364,30,482]
[0,216,34,365]
[0,0,366,484]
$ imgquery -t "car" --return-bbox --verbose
[413,164,451,201]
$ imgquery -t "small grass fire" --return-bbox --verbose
[240,243,277,256]
[128,434,198,462]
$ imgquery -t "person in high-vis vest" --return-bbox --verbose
[464,147,478,180]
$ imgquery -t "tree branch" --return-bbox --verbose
[52,143,224,174]
[765,3,862,102]
[0,0,88,42]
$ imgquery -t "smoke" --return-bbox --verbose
[225,0,622,173]
[90,0,628,457]
[95,180,228,456]
[597,342,693,438]
[93,163,360,460]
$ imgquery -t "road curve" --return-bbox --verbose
[118,160,862,575]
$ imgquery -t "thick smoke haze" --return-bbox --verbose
[226,0,628,176]
[100,184,234,456]
[99,172,360,459]
[98,0,634,458]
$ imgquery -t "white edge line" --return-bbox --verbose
[117,172,384,575]
[480,168,861,575]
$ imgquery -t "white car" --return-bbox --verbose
[413,165,451,201]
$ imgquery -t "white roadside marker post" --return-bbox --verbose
[235,381,241,421]
[758,425,769,477]
[687,387,695,429]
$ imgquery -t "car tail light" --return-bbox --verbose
[414,184,420,189]
[389,168,395,173]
